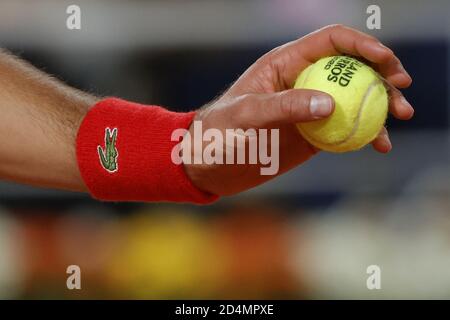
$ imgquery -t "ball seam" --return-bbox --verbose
[299,78,383,147]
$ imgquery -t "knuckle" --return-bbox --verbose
[238,93,255,107]
[278,91,296,118]
[266,45,283,57]
[322,24,343,32]
[259,42,292,64]
[234,94,255,119]
[258,48,281,67]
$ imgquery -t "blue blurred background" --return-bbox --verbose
[0,0,448,299]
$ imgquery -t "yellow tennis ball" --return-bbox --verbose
[294,55,388,153]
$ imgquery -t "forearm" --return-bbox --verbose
[0,49,97,191]
[0,50,215,203]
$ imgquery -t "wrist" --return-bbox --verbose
[76,98,219,204]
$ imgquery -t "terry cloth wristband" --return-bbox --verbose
[76,98,219,204]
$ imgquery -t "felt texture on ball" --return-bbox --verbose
[294,55,388,153]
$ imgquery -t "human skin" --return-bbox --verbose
[184,25,413,196]
[0,25,413,196]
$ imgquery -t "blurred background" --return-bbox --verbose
[0,0,448,299]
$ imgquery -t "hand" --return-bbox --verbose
[184,24,414,196]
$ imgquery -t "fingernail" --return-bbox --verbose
[398,63,412,80]
[383,139,392,152]
[376,42,392,55]
[310,95,332,118]
[381,130,392,151]
[378,42,390,51]
[400,96,414,112]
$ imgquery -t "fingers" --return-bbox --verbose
[385,83,414,120]
[375,56,412,89]
[233,89,334,128]
[325,27,393,64]
[372,127,392,153]
[269,24,412,90]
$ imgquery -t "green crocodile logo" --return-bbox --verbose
[98,127,118,173]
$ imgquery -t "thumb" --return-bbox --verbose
[236,89,334,128]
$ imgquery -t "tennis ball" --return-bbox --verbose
[294,55,388,153]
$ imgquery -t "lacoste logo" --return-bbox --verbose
[98,127,118,173]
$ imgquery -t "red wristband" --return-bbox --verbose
[76,98,218,204]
